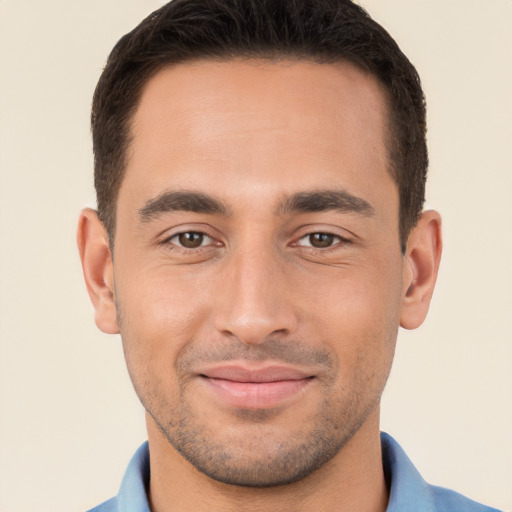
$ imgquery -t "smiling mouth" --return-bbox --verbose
[198,364,315,409]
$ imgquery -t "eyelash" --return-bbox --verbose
[160,230,351,253]
[293,232,351,250]
[162,231,221,252]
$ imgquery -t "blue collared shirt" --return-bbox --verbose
[87,433,502,512]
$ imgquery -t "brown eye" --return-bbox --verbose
[177,232,206,248]
[295,232,347,249]
[309,233,336,248]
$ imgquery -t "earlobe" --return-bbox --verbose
[400,210,442,330]
[77,209,120,334]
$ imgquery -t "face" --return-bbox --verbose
[111,60,407,486]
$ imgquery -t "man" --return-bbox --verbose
[77,1,501,511]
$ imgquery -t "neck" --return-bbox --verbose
[146,409,388,512]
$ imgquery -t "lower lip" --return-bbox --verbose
[201,376,313,409]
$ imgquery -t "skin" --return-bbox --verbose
[78,59,442,512]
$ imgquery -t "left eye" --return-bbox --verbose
[296,233,344,248]
[169,231,213,249]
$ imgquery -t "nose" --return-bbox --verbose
[214,246,298,345]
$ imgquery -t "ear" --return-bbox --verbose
[77,208,119,334]
[400,210,442,330]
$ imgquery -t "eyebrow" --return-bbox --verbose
[138,188,375,223]
[276,190,375,217]
[138,190,229,222]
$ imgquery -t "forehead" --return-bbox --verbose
[121,59,394,217]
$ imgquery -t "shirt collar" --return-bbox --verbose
[117,441,151,512]
[381,432,435,512]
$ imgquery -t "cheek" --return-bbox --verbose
[297,259,402,376]
[114,266,213,376]
[300,257,402,324]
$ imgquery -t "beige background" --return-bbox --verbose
[0,1,511,511]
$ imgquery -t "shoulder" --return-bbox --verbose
[381,433,504,512]
[85,442,150,512]
[86,496,117,512]
[86,497,118,512]
[87,497,119,512]
[429,485,504,512]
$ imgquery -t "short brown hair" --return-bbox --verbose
[92,0,427,251]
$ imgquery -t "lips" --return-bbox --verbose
[201,365,311,382]
[198,364,314,409]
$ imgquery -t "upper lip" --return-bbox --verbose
[199,364,313,383]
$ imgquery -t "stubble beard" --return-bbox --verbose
[140,345,385,488]
[149,395,380,488]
